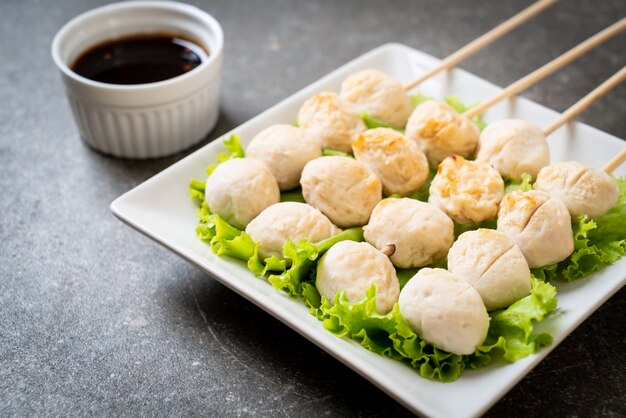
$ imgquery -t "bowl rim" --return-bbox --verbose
[51,0,224,92]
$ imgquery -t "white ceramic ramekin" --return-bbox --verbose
[52,1,223,159]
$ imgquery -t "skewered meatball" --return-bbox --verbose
[398,268,489,355]
[497,190,574,268]
[352,128,429,196]
[363,198,454,268]
[297,91,366,153]
[339,69,413,128]
[300,156,382,228]
[405,100,480,167]
[534,161,619,218]
[204,158,280,229]
[246,124,322,190]
[429,155,504,225]
[448,229,531,310]
[316,241,400,314]
[245,202,340,259]
[476,119,550,180]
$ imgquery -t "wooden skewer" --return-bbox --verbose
[381,244,396,257]
[464,18,626,119]
[543,67,626,136]
[403,0,557,91]
[603,147,626,174]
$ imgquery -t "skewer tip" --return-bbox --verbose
[381,244,396,257]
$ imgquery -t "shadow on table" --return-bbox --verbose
[160,267,414,417]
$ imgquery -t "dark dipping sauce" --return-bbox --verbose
[71,33,209,85]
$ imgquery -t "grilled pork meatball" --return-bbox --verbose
[476,119,550,180]
[245,202,340,259]
[497,190,574,268]
[429,155,504,225]
[339,69,413,128]
[363,198,454,268]
[448,229,531,310]
[534,161,619,218]
[246,124,322,190]
[297,91,366,153]
[300,156,382,228]
[204,158,280,229]
[316,241,400,314]
[399,268,489,355]
[405,100,480,167]
[352,128,429,196]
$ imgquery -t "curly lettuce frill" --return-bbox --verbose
[360,112,405,132]
[311,277,557,382]
[259,228,364,308]
[477,278,556,361]
[321,148,354,158]
[528,177,626,281]
[504,172,533,193]
[190,177,363,309]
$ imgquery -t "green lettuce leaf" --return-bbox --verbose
[588,176,626,244]
[314,277,557,382]
[195,202,257,261]
[189,178,206,202]
[396,268,420,289]
[322,148,354,158]
[444,95,487,131]
[477,277,557,361]
[411,92,433,108]
[191,195,560,382]
[279,188,306,203]
[206,134,245,175]
[504,172,533,194]
[533,176,626,281]
[189,133,245,201]
[360,112,404,132]
[193,187,364,309]
[268,228,364,308]
[453,219,497,239]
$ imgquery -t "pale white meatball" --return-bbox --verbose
[363,198,454,268]
[497,190,574,268]
[476,119,550,180]
[297,92,367,153]
[245,202,340,259]
[429,155,504,225]
[448,229,531,310]
[339,69,413,128]
[246,124,322,190]
[399,268,489,355]
[405,100,480,167]
[352,128,429,196]
[205,158,280,229]
[316,241,400,314]
[300,156,382,228]
[534,161,619,218]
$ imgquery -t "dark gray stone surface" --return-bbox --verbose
[1,0,625,416]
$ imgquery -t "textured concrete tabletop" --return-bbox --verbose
[1,0,625,416]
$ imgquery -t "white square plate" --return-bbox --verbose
[111,43,626,418]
